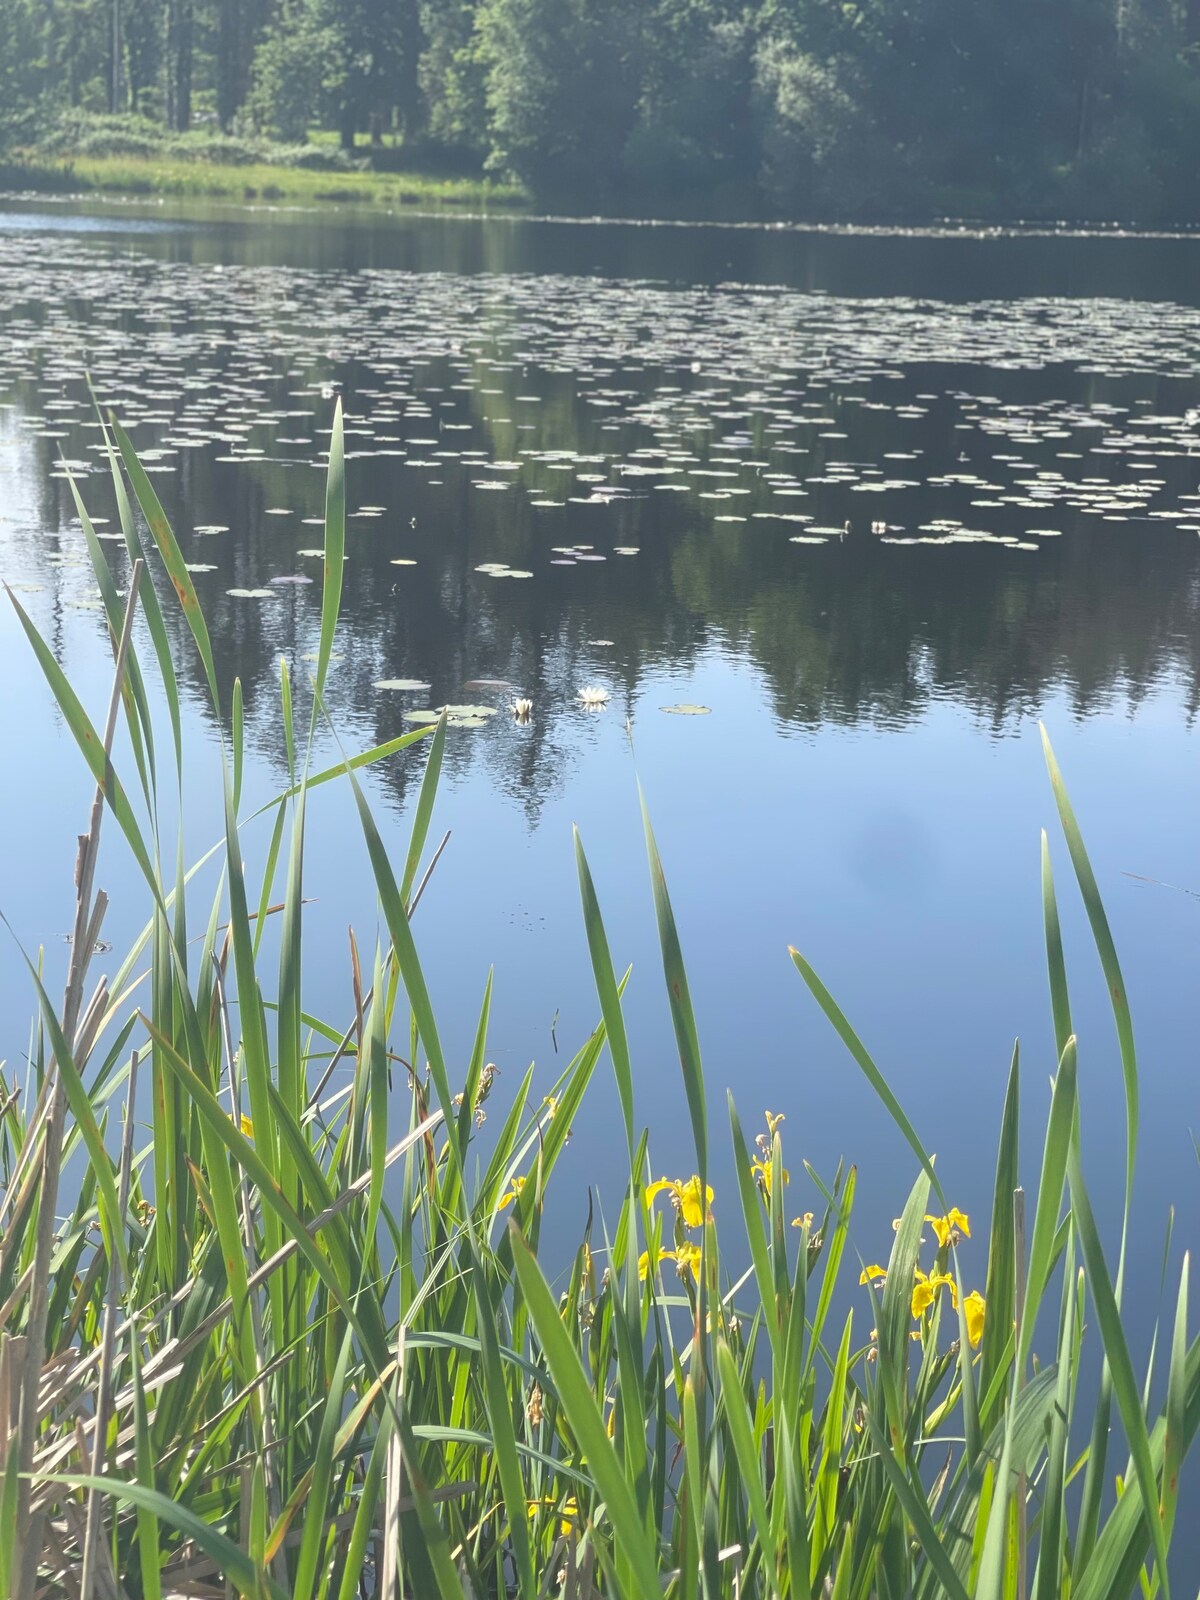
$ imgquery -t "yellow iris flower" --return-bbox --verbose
[674,1241,702,1279]
[750,1157,789,1197]
[646,1175,713,1228]
[765,1110,785,1136]
[527,1496,578,1535]
[964,1290,986,1348]
[638,1241,702,1281]
[498,1175,527,1210]
[925,1208,971,1248]
[911,1268,959,1318]
[859,1263,888,1286]
[637,1249,665,1280]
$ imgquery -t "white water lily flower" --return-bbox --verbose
[577,685,610,706]
[512,697,533,720]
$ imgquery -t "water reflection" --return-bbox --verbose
[14,195,1200,303]
[2,217,1199,1510]
[2,221,1199,828]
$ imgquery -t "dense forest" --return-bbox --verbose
[4,0,1200,221]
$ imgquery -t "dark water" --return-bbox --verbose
[2,200,1198,1532]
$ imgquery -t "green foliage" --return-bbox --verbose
[628,9,758,195]
[477,0,645,195]
[417,0,490,156]
[32,109,352,167]
[306,0,424,147]
[752,38,881,215]
[8,0,1200,217]
[0,0,63,150]
[242,6,335,149]
[0,417,1197,1598]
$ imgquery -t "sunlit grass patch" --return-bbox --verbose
[3,151,528,209]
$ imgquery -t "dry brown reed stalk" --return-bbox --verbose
[10,559,143,1600]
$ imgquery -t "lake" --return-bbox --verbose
[1,197,1197,1431]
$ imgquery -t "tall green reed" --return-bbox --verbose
[0,411,1194,1599]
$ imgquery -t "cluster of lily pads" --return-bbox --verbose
[8,229,1200,601]
[365,677,716,726]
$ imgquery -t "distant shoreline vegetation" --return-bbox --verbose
[0,115,528,210]
[7,64,1200,228]
[7,0,1200,225]
[0,153,527,210]
[8,134,1200,229]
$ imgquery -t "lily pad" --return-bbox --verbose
[402,704,499,728]
[374,678,431,691]
[661,704,712,715]
[227,587,278,599]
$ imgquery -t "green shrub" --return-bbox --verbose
[241,4,337,147]
[26,110,354,171]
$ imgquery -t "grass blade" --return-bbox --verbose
[509,1224,662,1595]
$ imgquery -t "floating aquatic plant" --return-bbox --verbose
[404,702,499,728]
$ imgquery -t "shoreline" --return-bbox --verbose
[7,160,1200,241]
[0,151,527,211]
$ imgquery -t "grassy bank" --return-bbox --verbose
[0,408,1196,1599]
[1,150,527,208]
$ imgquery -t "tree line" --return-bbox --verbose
[5,0,1200,221]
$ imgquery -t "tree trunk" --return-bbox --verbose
[165,0,177,128]
[395,0,426,140]
[109,0,122,114]
[165,0,192,131]
[217,0,239,129]
[216,0,266,130]
[177,0,192,130]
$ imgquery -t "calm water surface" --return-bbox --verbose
[1,200,1198,1522]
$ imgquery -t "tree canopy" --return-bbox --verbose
[5,0,1200,221]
